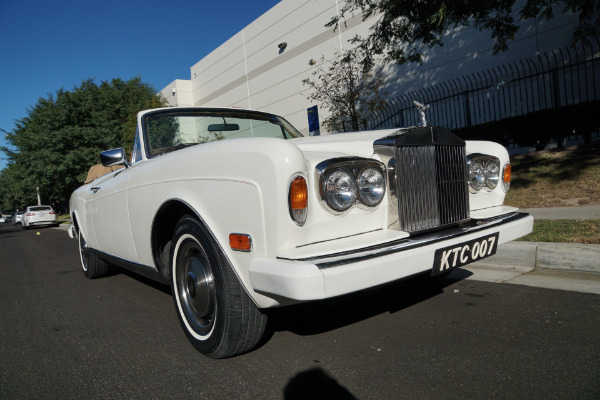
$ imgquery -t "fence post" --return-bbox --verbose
[551,68,560,109]
[463,92,472,127]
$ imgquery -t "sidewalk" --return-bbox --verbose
[520,205,600,220]
[458,205,600,294]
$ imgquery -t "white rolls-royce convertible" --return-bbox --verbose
[69,107,533,358]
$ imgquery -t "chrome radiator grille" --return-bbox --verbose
[395,144,469,233]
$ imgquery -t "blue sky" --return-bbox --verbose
[0,0,280,172]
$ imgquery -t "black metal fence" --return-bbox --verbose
[367,38,600,131]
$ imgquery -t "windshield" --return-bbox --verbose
[144,109,303,157]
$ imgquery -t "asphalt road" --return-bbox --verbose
[1,223,599,400]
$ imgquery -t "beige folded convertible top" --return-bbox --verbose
[85,164,123,184]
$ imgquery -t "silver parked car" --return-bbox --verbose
[22,206,58,229]
[12,211,24,226]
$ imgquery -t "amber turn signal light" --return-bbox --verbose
[289,177,308,209]
[229,233,252,252]
[503,164,511,191]
[289,176,308,226]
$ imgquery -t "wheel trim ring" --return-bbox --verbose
[78,231,89,272]
[173,234,217,340]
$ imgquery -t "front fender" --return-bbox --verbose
[126,138,309,308]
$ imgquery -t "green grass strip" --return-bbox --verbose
[517,219,600,244]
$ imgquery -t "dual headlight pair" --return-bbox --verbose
[318,159,386,213]
[468,154,510,193]
[288,159,386,226]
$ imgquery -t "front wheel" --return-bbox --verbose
[78,229,110,278]
[171,215,267,358]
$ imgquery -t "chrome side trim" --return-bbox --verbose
[278,212,529,269]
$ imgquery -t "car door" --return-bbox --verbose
[89,168,138,262]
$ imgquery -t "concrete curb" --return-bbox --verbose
[472,241,600,274]
[535,242,600,273]
[458,241,600,295]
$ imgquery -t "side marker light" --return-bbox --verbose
[229,233,252,252]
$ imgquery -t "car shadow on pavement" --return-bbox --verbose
[83,254,474,354]
[284,367,357,400]
[264,271,470,339]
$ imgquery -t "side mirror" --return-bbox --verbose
[100,148,130,168]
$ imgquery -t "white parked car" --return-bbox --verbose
[22,206,57,229]
[69,107,533,358]
[0,212,11,222]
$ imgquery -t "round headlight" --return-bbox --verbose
[485,161,500,190]
[357,167,385,206]
[323,168,356,211]
[469,161,485,192]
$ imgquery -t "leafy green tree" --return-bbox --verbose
[0,77,167,211]
[302,48,388,132]
[328,0,600,69]
[0,163,29,211]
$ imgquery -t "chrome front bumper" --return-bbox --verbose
[249,212,533,301]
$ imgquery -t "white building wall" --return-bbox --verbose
[160,79,193,107]
[162,0,579,135]
[184,0,367,135]
[382,5,579,96]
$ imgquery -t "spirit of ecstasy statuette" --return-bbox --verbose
[413,100,430,127]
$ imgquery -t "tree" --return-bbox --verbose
[328,0,600,69]
[0,77,167,211]
[0,163,29,212]
[302,48,388,132]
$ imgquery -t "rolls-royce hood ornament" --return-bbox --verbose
[413,100,430,127]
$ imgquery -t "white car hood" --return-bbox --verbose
[290,128,404,159]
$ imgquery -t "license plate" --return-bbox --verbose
[431,232,499,276]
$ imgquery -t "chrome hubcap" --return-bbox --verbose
[177,242,215,335]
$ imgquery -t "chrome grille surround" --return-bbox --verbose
[395,144,469,232]
[374,126,470,234]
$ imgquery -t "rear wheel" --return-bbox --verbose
[78,229,110,278]
[171,215,267,358]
